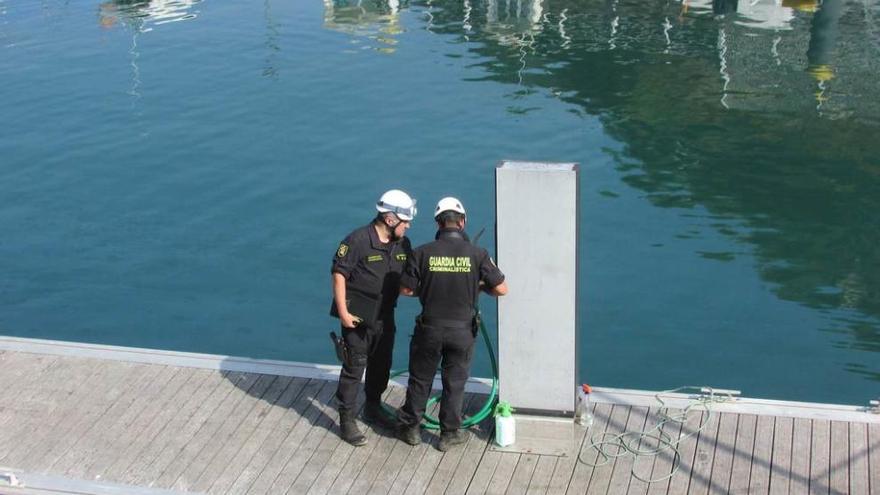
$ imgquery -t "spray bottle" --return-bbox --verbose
[494,401,516,447]
[575,384,593,426]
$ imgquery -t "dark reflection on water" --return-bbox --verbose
[323,0,880,379]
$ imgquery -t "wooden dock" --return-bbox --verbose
[0,338,877,495]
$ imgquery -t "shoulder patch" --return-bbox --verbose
[336,243,349,258]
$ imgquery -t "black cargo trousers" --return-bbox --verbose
[335,313,396,414]
[397,317,477,433]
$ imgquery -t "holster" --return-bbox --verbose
[329,331,352,367]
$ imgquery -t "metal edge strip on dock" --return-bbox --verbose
[0,466,196,495]
[0,335,877,423]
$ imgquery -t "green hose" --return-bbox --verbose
[381,311,499,430]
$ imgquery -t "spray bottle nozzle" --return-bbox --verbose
[494,401,514,417]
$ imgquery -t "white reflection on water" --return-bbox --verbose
[322,0,404,53]
[718,27,730,109]
[684,0,802,31]
[99,0,202,32]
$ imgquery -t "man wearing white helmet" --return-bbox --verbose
[395,197,508,451]
[330,189,416,446]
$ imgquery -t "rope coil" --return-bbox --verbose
[578,386,736,483]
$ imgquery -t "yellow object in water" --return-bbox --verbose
[782,0,819,13]
[808,64,835,82]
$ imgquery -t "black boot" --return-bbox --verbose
[339,411,367,446]
[396,423,421,446]
[438,430,470,451]
[362,400,395,428]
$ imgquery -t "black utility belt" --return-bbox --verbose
[418,315,475,329]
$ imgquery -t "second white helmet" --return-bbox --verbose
[434,197,466,219]
[376,189,417,221]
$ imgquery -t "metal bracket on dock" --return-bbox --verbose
[0,472,21,487]
[870,400,879,414]
[699,387,741,400]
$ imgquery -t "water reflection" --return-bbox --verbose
[263,0,281,79]
[322,0,405,53]
[99,0,201,31]
[348,0,880,379]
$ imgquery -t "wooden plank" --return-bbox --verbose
[0,351,51,388]
[262,379,339,494]
[685,407,721,495]
[388,432,433,494]
[49,362,166,476]
[446,393,497,494]
[171,373,277,492]
[768,416,792,495]
[704,412,737,495]
[810,420,831,494]
[0,353,58,409]
[308,388,391,495]
[663,409,705,495]
[0,355,91,459]
[829,421,849,495]
[789,417,812,495]
[324,390,389,495]
[400,399,448,494]
[848,422,869,495]
[505,453,539,495]
[809,419,830,495]
[367,437,421,495]
[292,381,393,494]
[727,414,757,494]
[242,379,335,495]
[394,390,484,495]
[122,369,229,485]
[583,404,634,495]
[110,368,216,482]
[465,447,503,495]
[563,401,615,495]
[102,367,212,482]
[526,455,558,494]
[484,452,521,494]
[421,394,481,495]
[403,435,447,494]
[868,423,880,495]
[0,358,115,468]
[364,387,424,495]
[625,407,660,495]
[191,375,293,493]
[544,402,593,495]
[207,376,308,494]
[223,377,313,495]
[30,362,150,471]
[644,407,686,495]
[336,416,397,493]
[151,371,261,489]
[0,354,62,437]
[68,365,180,478]
[606,406,650,494]
[748,413,774,494]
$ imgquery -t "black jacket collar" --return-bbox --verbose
[435,227,470,242]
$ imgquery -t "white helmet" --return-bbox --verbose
[434,197,466,219]
[376,189,417,221]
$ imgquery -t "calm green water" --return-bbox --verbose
[1,0,878,404]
